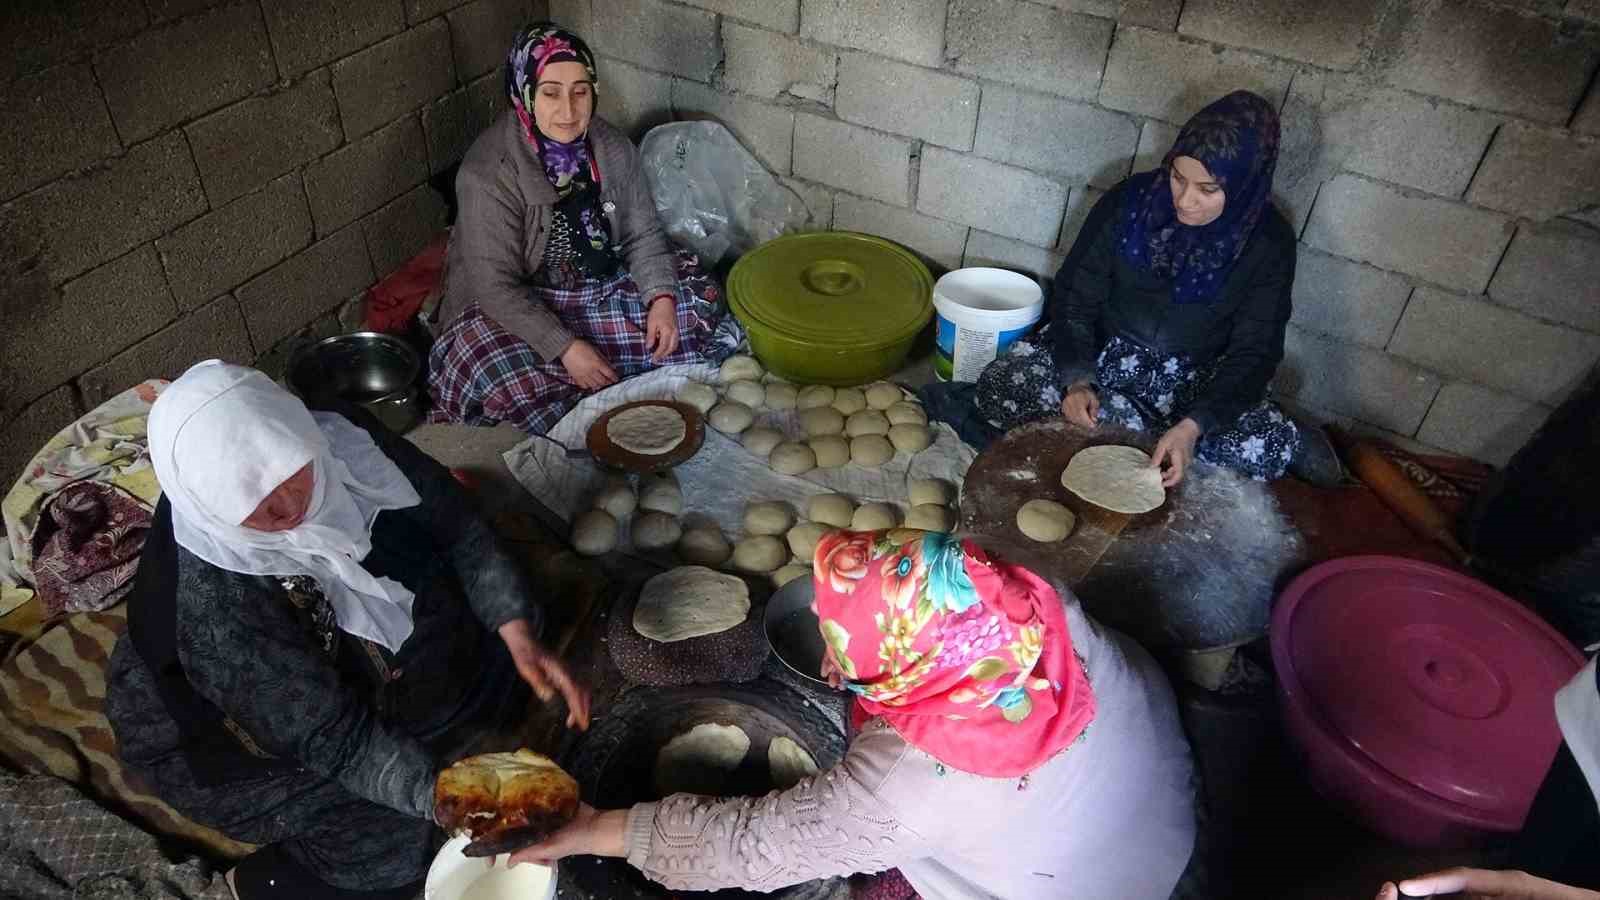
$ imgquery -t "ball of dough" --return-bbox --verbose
[865,382,902,410]
[634,512,682,550]
[571,509,618,556]
[769,442,817,476]
[797,385,835,409]
[888,424,930,453]
[799,406,845,437]
[807,494,855,528]
[720,354,764,384]
[732,535,787,573]
[765,383,798,410]
[850,502,898,531]
[850,434,895,467]
[744,501,794,536]
[707,401,755,434]
[772,564,812,588]
[639,476,682,515]
[676,382,718,414]
[742,426,784,457]
[903,503,954,532]
[786,522,829,559]
[831,387,866,416]
[1016,499,1076,542]
[844,409,890,437]
[909,478,954,508]
[677,527,732,566]
[886,401,927,426]
[593,475,636,519]
[725,379,765,408]
[808,435,849,468]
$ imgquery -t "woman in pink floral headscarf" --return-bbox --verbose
[517,530,1198,899]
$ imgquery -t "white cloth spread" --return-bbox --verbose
[1555,656,1600,810]
[147,361,422,653]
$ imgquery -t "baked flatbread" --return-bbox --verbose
[654,723,751,796]
[1060,445,1166,514]
[633,566,751,643]
[434,750,579,856]
[607,404,687,455]
[767,736,819,789]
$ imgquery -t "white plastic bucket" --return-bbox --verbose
[425,835,558,900]
[932,267,1044,383]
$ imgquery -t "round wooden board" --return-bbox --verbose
[586,401,707,473]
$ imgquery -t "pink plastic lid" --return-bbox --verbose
[1276,556,1582,828]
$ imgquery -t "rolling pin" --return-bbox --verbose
[1329,427,1472,567]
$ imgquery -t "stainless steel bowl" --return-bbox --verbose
[288,332,422,432]
[764,576,828,687]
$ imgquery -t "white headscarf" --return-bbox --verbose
[148,361,422,652]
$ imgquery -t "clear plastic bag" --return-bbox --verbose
[640,121,813,265]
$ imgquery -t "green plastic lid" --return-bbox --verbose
[727,232,933,349]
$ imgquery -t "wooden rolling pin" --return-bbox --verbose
[1328,427,1472,567]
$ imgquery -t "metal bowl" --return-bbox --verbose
[288,332,422,432]
[763,576,828,687]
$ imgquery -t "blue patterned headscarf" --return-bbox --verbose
[1116,91,1281,304]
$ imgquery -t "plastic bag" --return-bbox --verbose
[640,121,812,265]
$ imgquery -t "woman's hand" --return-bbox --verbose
[1061,382,1100,429]
[1150,418,1201,488]
[1377,867,1600,900]
[497,619,591,730]
[560,340,618,391]
[645,294,679,362]
[508,803,628,866]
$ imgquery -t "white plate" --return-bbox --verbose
[425,835,556,900]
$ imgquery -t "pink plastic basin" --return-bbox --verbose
[1271,556,1582,848]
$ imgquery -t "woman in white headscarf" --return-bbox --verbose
[106,361,589,900]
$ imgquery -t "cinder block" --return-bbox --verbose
[589,0,718,81]
[673,81,796,175]
[157,173,314,311]
[1386,1,1598,125]
[1133,119,1179,173]
[12,133,207,283]
[837,54,977,150]
[1289,248,1412,349]
[1047,0,1180,29]
[261,0,405,77]
[1058,185,1105,252]
[833,195,968,270]
[406,0,474,24]
[186,72,343,205]
[1571,0,1600,23]
[1388,287,1600,403]
[0,386,81,485]
[947,0,1112,101]
[236,227,375,350]
[1178,0,1381,69]
[974,88,1136,187]
[0,64,120,201]
[723,22,835,104]
[303,116,430,236]
[95,2,275,142]
[422,73,504,173]
[1275,325,1441,435]
[1303,175,1512,295]
[547,0,591,33]
[1488,221,1600,333]
[780,177,834,230]
[79,295,256,408]
[362,183,450,277]
[1416,381,1551,467]
[147,0,229,18]
[917,147,1068,246]
[447,0,528,80]
[332,21,457,139]
[0,0,146,84]
[682,0,799,32]
[800,0,947,67]
[964,231,1062,282]
[793,115,912,204]
[1466,122,1600,222]
[596,59,673,140]
[1098,26,1294,124]
[1576,83,1600,136]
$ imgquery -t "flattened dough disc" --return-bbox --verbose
[634,566,752,643]
[607,404,687,455]
[1060,444,1166,514]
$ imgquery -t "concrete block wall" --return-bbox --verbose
[544,0,1600,466]
[1,0,547,482]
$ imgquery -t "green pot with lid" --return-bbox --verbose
[726,232,933,386]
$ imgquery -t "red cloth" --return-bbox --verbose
[812,530,1096,778]
[30,481,151,616]
[363,238,447,334]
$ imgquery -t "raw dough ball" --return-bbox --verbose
[903,503,954,532]
[808,435,850,468]
[742,426,784,457]
[655,723,751,796]
[850,434,895,467]
[707,401,755,434]
[639,476,682,515]
[799,406,845,437]
[607,404,687,455]
[593,475,636,519]
[786,522,829,559]
[1061,445,1165,514]
[634,566,750,642]
[889,424,930,453]
[726,379,765,408]
[1016,499,1077,542]
[769,442,817,475]
[677,526,732,567]
[865,382,902,410]
[771,564,811,589]
[851,502,898,531]
[768,736,819,789]
[634,512,682,550]
[732,535,787,573]
[844,409,890,437]
[765,383,798,410]
[831,387,866,416]
[676,381,718,414]
[886,401,928,426]
[720,355,764,384]
[744,501,795,536]
[571,509,618,556]
[807,494,855,528]
[909,478,954,508]
[797,385,835,409]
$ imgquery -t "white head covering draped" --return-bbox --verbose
[148,361,422,652]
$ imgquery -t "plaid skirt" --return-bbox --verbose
[427,250,740,435]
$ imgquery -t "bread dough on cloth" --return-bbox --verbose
[1060,445,1165,514]
[608,575,767,686]
[767,736,819,789]
[654,723,751,797]
[434,749,579,851]
[634,565,751,642]
[1016,498,1076,542]
[607,404,686,455]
